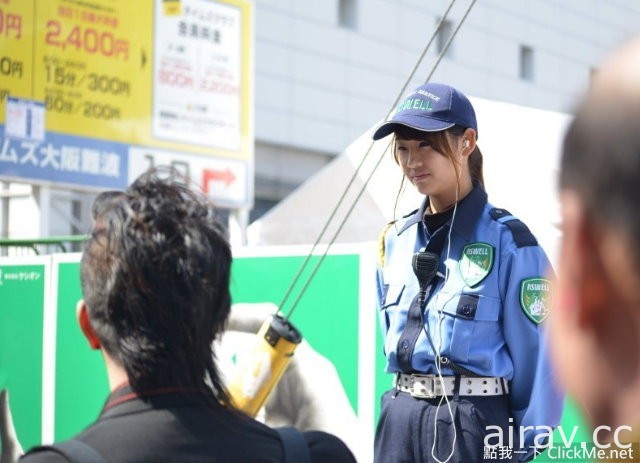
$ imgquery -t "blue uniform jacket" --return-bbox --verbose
[376,185,564,457]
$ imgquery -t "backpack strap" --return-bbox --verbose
[27,439,108,463]
[276,427,311,463]
[489,208,538,248]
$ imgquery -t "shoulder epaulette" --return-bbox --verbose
[378,221,396,267]
[489,208,538,248]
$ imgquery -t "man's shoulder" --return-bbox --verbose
[303,430,357,463]
[20,448,77,463]
[18,409,267,462]
[18,403,355,463]
[19,434,112,463]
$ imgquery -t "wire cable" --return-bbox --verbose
[277,2,479,461]
[294,1,479,458]
[425,0,478,85]
[281,0,477,320]
[278,0,458,319]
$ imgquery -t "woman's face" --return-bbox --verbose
[395,133,461,198]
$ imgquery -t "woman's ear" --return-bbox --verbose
[461,128,477,156]
[77,300,101,350]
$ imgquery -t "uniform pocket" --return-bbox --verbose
[382,283,405,308]
[378,284,405,342]
[450,294,501,363]
[473,295,501,321]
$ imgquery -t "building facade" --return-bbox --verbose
[2,0,639,244]
[252,0,640,219]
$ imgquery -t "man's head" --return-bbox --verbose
[79,170,232,398]
[550,36,640,432]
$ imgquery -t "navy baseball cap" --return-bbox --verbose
[372,83,477,140]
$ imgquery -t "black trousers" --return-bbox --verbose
[374,389,518,463]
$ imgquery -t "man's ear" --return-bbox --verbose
[571,206,614,328]
[558,191,610,328]
[77,300,101,350]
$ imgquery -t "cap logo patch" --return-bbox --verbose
[519,278,552,324]
[416,89,441,101]
[396,98,433,113]
[459,243,494,287]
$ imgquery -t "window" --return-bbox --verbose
[435,17,454,57]
[338,0,357,30]
[519,45,534,81]
[250,198,278,222]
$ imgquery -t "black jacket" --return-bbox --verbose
[20,384,356,463]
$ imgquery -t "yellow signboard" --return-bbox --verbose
[29,1,152,144]
[0,0,253,207]
[0,0,31,101]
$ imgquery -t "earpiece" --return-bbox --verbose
[463,140,470,148]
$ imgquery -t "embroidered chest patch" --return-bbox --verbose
[520,278,552,324]
[459,243,494,287]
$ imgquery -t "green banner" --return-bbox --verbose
[50,248,366,440]
[53,258,108,441]
[0,251,595,463]
[0,260,47,451]
[230,253,361,412]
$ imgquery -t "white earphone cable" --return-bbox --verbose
[430,176,460,463]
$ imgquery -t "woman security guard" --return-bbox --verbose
[373,83,564,462]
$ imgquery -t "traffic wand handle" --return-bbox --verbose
[226,314,302,417]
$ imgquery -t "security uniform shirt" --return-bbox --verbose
[377,185,563,456]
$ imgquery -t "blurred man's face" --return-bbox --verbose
[549,189,638,429]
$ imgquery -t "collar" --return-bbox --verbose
[100,383,219,419]
[397,184,487,240]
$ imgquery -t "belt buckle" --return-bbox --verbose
[411,374,436,399]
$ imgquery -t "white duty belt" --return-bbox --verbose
[395,373,509,398]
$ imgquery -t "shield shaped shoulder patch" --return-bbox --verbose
[520,278,552,324]
[459,243,494,287]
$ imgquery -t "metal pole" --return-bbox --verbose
[34,185,52,238]
[0,181,8,256]
[1,182,8,237]
[229,208,249,246]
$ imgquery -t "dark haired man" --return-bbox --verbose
[8,171,355,462]
[549,36,640,449]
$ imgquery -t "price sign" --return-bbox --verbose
[0,0,253,208]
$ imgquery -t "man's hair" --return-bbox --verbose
[560,98,640,267]
[80,170,231,402]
